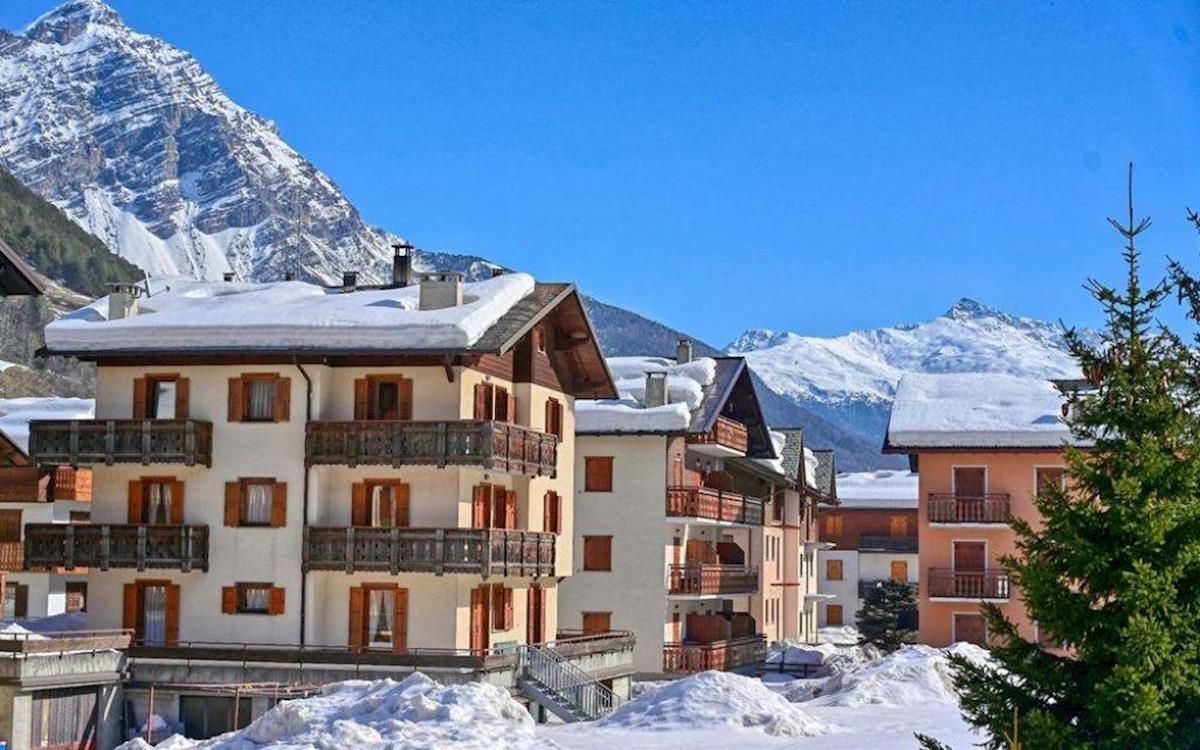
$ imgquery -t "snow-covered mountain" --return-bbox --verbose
[728,298,1084,449]
[0,0,495,283]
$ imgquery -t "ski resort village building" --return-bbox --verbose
[884,372,1073,647]
[25,265,640,740]
[563,343,832,676]
[817,470,918,630]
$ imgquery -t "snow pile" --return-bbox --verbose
[887,372,1074,449]
[577,355,717,434]
[753,429,787,476]
[818,625,862,645]
[598,670,832,737]
[835,470,919,508]
[0,397,95,453]
[45,273,536,353]
[812,643,991,708]
[116,674,546,750]
[0,623,46,640]
[17,611,89,634]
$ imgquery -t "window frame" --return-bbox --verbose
[240,478,275,527]
[236,582,273,614]
[582,535,613,571]
[584,456,614,493]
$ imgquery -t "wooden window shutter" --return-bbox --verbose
[473,383,489,420]
[348,586,365,650]
[393,483,410,527]
[14,584,27,618]
[545,398,562,438]
[398,378,413,421]
[270,482,288,527]
[224,482,241,527]
[274,378,291,422]
[491,486,506,530]
[494,387,508,421]
[174,378,190,419]
[354,378,369,420]
[543,491,561,534]
[170,481,185,524]
[585,457,613,492]
[491,584,505,629]
[504,587,514,629]
[351,483,369,526]
[392,589,408,652]
[544,399,553,436]
[123,584,137,632]
[127,480,145,524]
[165,584,180,645]
[583,536,612,571]
[472,485,490,528]
[269,587,286,615]
[221,586,237,614]
[132,378,148,419]
[505,490,517,529]
[227,377,244,422]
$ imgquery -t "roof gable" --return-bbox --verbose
[0,238,43,296]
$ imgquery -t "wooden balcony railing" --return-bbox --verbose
[29,420,213,468]
[303,526,556,577]
[928,494,1011,524]
[687,415,749,454]
[927,568,1010,600]
[666,486,765,525]
[0,541,22,572]
[662,635,766,673]
[305,421,557,477]
[857,535,918,553]
[667,563,759,596]
[24,524,209,572]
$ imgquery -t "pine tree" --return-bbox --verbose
[921,165,1200,749]
[856,579,917,653]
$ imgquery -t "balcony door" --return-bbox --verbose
[354,376,413,421]
[470,586,490,653]
[953,541,986,572]
[953,467,986,498]
[348,584,407,652]
[352,482,410,528]
[526,585,546,644]
[954,613,987,645]
[123,580,179,646]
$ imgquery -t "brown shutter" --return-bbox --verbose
[392,589,408,653]
[585,457,613,492]
[505,490,517,529]
[393,483,410,527]
[507,391,517,424]
[127,480,145,524]
[270,482,288,527]
[543,491,560,534]
[227,377,244,422]
[398,378,413,421]
[472,485,490,528]
[348,586,365,650]
[14,584,27,618]
[274,378,291,422]
[494,387,509,422]
[503,587,514,630]
[474,383,489,420]
[175,378,190,419]
[269,587,286,615]
[491,486,506,530]
[543,491,553,533]
[378,489,394,526]
[544,399,553,436]
[351,483,369,526]
[491,584,505,629]
[123,584,137,632]
[164,584,180,646]
[354,379,369,420]
[170,481,185,524]
[221,586,238,614]
[132,378,148,419]
[224,482,241,527]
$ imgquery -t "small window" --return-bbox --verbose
[1036,467,1067,495]
[582,611,611,635]
[149,379,177,419]
[584,457,613,492]
[491,585,514,631]
[826,604,844,626]
[533,326,546,353]
[582,536,612,571]
[891,560,908,582]
[65,581,87,613]
[239,583,272,614]
[826,559,843,581]
[246,380,275,421]
[243,482,273,526]
[135,374,188,420]
[144,481,174,524]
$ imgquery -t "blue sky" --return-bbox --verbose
[4,1,1200,345]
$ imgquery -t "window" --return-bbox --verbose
[179,696,252,740]
[826,559,843,581]
[954,613,987,645]
[228,374,290,423]
[582,611,611,635]
[352,481,410,527]
[2,583,27,618]
[826,604,844,626]
[889,514,910,536]
[533,325,546,353]
[133,375,188,420]
[584,457,613,492]
[473,382,515,422]
[822,514,843,540]
[31,687,99,750]
[1036,467,1067,495]
[891,560,909,582]
[145,481,173,524]
[491,585,513,631]
[65,581,87,613]
[223,583,283,615]
[582,536,612,571]
[128,479,183,525]
[348,585,408,651]
[352,376,413,421]
[471,484,514,529]
[123,580,179,646]
[543,491,562,534]
[544,398,563,439]
[224,479,286,527]
[0,510,20,543]
[368,589,395,647]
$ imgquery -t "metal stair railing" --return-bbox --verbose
[518,643,621,720]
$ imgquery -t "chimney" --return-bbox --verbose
[644,371,668,408]
[342,272,358,292]
[418,272,464,310]
[107,282,140,320]
[222,272,235,282]
[392,242,413,288]
[676,338,693,364]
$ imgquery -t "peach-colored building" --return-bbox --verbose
[884,372,1073,647]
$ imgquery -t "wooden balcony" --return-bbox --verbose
[662,635,766,673]
[928,494,1011,524]
[687,415,749,456]
[666,486,765,525]
[24,524,209,572]
[667,563,759,596]
[0,541,21,572]
[303,526,556,578]
[927,568,1010,600]
[29,420,213,468]
[306,421,557,477]
[0,466,92,503]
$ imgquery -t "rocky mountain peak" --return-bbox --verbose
[943,297,1001,320]
[24,0,122,44]
[726,328,793,353]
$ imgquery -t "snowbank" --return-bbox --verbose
[0,397,95,453]
[46,273,536,353]
[818,625,862,645]
[887,372,1073,449]
[576,355,717,434]
[812,643,990,708]
[835,470,919,509]
[598,670,832,737]
[0,623,46,640]
[116,674,547,750]
[575,400,692,432]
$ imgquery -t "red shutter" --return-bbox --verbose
[398,378,413,421]
[170,481,185,524]
[128,480,145,524]
[472,485,490,528]
[274,378,291,422]
[270,482,288,527]
[393,483,410,527]
[354,379,369,420]
[473,383,489,420]
[224,482,241,527]
[221,586,238,614]
[174,378,190,419]
[351,483,369,526]
[132,378,148,419]
[269,587,286,615]
[348,587,366,650]
[227,378,244,422]
[164,584,180,646]
[392,589,408,652]
[123,584,137,632]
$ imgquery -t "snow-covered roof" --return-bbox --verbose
[0,397,95,456]
[45,273,537,353]
[885,372,1073,450]
[576,356,717,434]
[835,470,918,508]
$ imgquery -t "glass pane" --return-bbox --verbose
[371,485,393,528]
[241,586,269,613]
[373,382,399,420]
[142,586,167,646]
[245,484,271,525]
[153,382,176,420]
[247,381,275,421]
[147,483,172,524]
[367,589,394,647]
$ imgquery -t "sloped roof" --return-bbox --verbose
[812,450,836,499]
[0,429,28,466]
[0,238,43,296]
[779,429,805,484]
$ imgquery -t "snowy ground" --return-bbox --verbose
[117,641,990,750]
